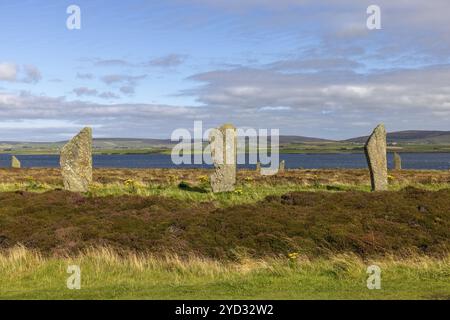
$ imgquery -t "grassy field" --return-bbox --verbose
[0,168,449,207]
[0,247,448,300]
[0,168,449,299]
[3,141,450,155]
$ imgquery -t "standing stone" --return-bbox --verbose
[11,156,21,169]
[256,161,261,172]
[209,124,237,193]
[279,160,285,173]
[394,152,402,170]
[364,124,388,191]
[60,127,93,192]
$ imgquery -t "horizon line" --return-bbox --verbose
[0,129,449,144]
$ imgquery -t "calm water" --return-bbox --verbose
[1,153,450,170]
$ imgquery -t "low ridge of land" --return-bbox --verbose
[346,130,450,144]
[1,130,450,155]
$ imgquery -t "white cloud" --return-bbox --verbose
[147,54,188,67]
[2,1,450,140]
[95,59,130,67]
[98,91,120,99]
[73,87,120,100]
[260,106,292,111]
[23,65,42,83]
[99,74,146,96]
[73,87,98,97]
[101,74,146,85]
[0,63,18,81]
[0,62,42,83]
[181,61,450,138]
[76,72,94,79]
[0,119,89,129]
[120,86,134,95]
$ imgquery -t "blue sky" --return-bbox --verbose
[0,0,449,141]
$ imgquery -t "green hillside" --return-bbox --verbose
[1,131,450,155]
[346,130,450,144]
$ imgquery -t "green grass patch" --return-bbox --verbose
[0,247,448,300]
[1,179,449,207]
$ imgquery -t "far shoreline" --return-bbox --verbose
[2,148,450,156]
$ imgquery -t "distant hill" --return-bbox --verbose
[0,138,174,150]
[345,130,450,144]
[92,136,334,148]
[1,131,450,154]
[279,135,334,144]
[0,135,335,149]
[90,138,174,149]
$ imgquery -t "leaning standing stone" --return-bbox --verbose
[60,127,93,192]
[394,152,402,170]
[11,156,21,169]
[364,124,388,191]
[209,124,237,193]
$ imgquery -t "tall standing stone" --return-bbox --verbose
[11,156,21,169]
[279,160,285,173]
[394,152,402,170]
[209,124,237,193]
[364,124,388,191]
[60,127,93,192]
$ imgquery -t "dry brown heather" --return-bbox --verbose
[0,168,450,186]
[0,168,448,259]
[0,188,448,258]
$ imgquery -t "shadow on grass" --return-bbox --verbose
[178,181,209,193]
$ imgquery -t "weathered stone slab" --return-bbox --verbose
[11,156,21,169]
[209,124,236,193]
[279,160,285,173]
[60,127,93,192]
[394,152,402,170]
[364,124,388,191]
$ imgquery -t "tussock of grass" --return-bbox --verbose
[0,180,449,208]
[0,246,448,299]
[0,182,54,193]
[0,180,372,208]
[0,168,449,209]
[87,181,323,207]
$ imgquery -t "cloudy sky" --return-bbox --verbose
[0,0,449,141]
